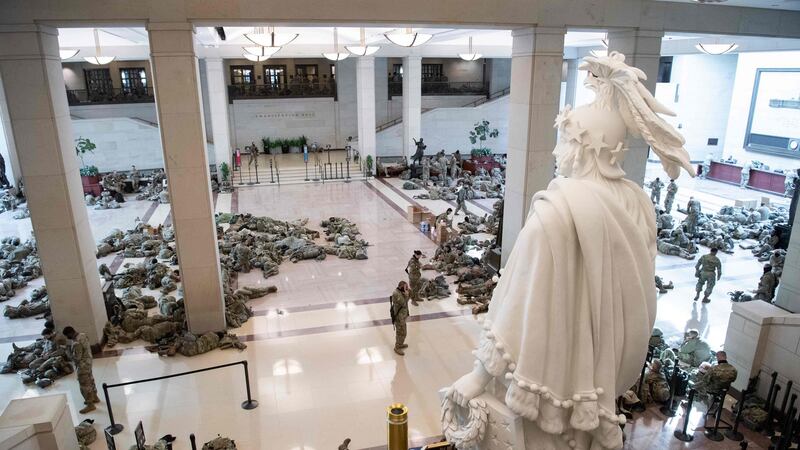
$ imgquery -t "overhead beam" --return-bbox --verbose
[2,0,799,39]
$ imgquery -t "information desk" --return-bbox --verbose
[707,161,742,185]
[748,168,786,195]
[706,161,787,195]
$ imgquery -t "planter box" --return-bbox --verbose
[464,155,501,174]
[81,175,102,196]
[289,146,301,154]
[269,147,281,155]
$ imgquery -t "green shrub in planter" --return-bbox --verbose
[80,165,99,177]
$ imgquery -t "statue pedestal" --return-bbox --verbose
[0,394,79,450]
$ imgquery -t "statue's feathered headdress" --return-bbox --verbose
[580,52,696,179]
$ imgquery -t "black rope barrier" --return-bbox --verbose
[660,364,681,417]
[765,384,782,436]
[725,386,750,441]
[632,362,647,413]
[102,360,257,435]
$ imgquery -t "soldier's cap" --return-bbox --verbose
[651,327,663,336]
[414,250,422,256]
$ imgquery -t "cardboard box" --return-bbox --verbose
[735,199,758,210]
[421,211,436,225]
[435,223,450,244]
[407,205,423,224]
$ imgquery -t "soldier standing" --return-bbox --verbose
[435,208,453,227]
[406,250,423,306]
[391,281,411,356]
[694,248,722,303]
[664,179,678,213]
[740,161,752,188]
[649,177,664,205]
[454,182,469,216]
[422,157,431,187]
[63,326,101,413]
[130,165,141,192]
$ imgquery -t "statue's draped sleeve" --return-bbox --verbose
[477,177,656,449]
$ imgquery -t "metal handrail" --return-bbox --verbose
[375,86,510,132]
[388,80,489,98]
[102,360,258,435]
[66,87,155,106]
[228,80,337,101]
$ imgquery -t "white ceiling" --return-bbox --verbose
[57,26,800,61]
[656,0,800,11]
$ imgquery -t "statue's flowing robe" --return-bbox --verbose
[478,176,656,449]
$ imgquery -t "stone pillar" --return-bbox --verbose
[356,56,376,172]
[402,56,421,159]
[563,58,579,108]
[0,74,22,187]
[776,210,800,312]
[204,57,232,170]
[501,27,565,264]
[148,22,226,333]
[0,25,107,343]
[607,29,664,186]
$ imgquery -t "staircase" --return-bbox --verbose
[232,161,367,186]
[374,87,511,132]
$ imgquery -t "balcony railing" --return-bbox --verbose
[228,81,338,102]
[66,87,155,106]
[388,81,489,98]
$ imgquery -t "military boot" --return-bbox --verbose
[693,292,700,301]
[399,344,409,349]
[394,347,405,356]
[79,404,96,414]
[702,296,711,304]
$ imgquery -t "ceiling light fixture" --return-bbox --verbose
[601,32,609,48]
[458,36,482,61]
[243,53,270,62]
[346,28,380,56]
[83,29,115,65]
[245,26,298,47]
[323,27,349,61]
[59,49,80,59]
[695,43,738,55]
[243,46,281,57]
[384,27,432,47]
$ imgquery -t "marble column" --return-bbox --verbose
[0,25,107,343]
[204,57,232,171]
[0,75,22,187]
[148,22,226,333]
[501,27,565,264]
[607,29,664,186]
[563,58,579,108]
[775,210,800,312]
[356,56,376,172]
[402,56,421,159]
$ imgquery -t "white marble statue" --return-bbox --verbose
[441,52,695,450]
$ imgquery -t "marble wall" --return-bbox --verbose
[229,98,340,149]
[69,102,158,124]
[376,94,509,157]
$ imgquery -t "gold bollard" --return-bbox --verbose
[387,403,409,450]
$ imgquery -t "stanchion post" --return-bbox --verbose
[765,384,782,436]
[704,392,726,441]
[780,381,794,419]
[305,161,309,181]
[103,382,124,435]
[778,407,797,450]
[387,403,409,450]
[241,360,259,410]
[739,441,748,449]
[660,364,680,417]
[725,389,747,441]
[674,389,696,441]
[270,160,275,184]
[190,433,197,450]
[632,362,647,413]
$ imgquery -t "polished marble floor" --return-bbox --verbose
[0,162,792,449]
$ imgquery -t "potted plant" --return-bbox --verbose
[268,138,282,155]
[293,135,308,154]
[75,137,102,195]
[280,138,291,154]
[219,162,230,183]
[289,137,302,154]
[261,138,272,155]
[468,120,499,164]
[365,155,373,176]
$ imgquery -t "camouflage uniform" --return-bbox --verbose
[677,336,712,367]
[753,270,778,301]
[649,179,664,204]
[641,366,670,403]
[695,253,722,301]
[71,333,100,408]
[454,186,469,216]
[664,181,678,213]
[406,256,422,303]
[693,361,738,405]
[391,288,410,353]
